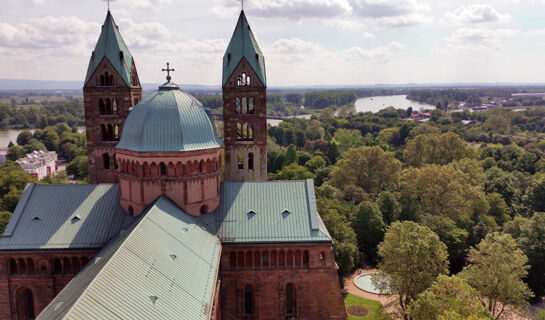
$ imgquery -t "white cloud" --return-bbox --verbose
[444,4,510,25]
[362,32,375,38]
[527,28,545,37]
[436,28,507,60]
[343,41,404,63]
[117,0,172,9]
[117,18,170,49]
[349,0,432,27]
[213,0,352,20]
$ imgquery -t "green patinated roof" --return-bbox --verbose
[38,197,221,320]
[201,180,332,244]
[116,81,222,152]
[84,11,134,86]
[222,10,266,87]
[0,184,134,250]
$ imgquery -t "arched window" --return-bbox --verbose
[248,97,254,114]
[114,125,119,140]
[238,153,244,170]
[112,99,118,114]
[9,258,17,275]
[237,252,244,269]
[320,251,326,262]
[286,283,296,316]
[15,288,35,320]
[109,75,114,86]
[262,251,269,268]
[235,98,241,114]
[279,251,285,267]
[26,258,34,274]
[295,251,301,268]
[242,97,247,114]
[107,124,114,141]
[103,153,110,170]
[244,284,254,315]
[237,123,244,141]
[63,257,71,274]
[101,124,107,141]
[303,251,310,267]
[99,99,105,115]
[72,257,81,274]
[81,257,89,267]
[54,258,62,274]
[254,251,261,268]
[246,75,251,86]
[200,205,208,215]
[199,160,204,173]
[271,251,277,267]
[248,153,254,171]
[160,162,167,176]
[230,252,236,269]
[104,72,109,86]
[242,73,247,86]
[248,124,254,141]
[18,258,26,275]
[287,251,294,268]
[246,251,253,269]
[105,98,112,114]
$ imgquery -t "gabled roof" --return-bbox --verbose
[0,184,133,250]
[116,81,222,152]
[84,11,134,86]
[38,197,222,320]
[202,180,332,244]
[222,10,266,87]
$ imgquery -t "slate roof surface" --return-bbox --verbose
[37,197,222,320]
[222,10,266,87]
[0,184,134,250]
[84,11,134,86]
[116,82,222,152]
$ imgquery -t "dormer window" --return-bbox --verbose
[119,51,124,61]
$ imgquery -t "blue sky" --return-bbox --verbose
[1,0,545,86]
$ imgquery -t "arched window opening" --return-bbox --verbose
[303,251,310,267]
[237,75,243,87]
[128,206,134,216]
[248,97,254,114]
[105,99,112,114]
[81,257,89,268]
[176,162,183,176]
[244,284,254,315]
[271,251,277,268]
[248,153,254,171]
[26,258,34,274]
[199,160,205,173]
[104,72,109,86]
[287,251,294,268]
[245,251,253,269]
[242,97,248,114]
[101,124,107,141]
[15,288,35,320]
[254,251,261,268]
[235,98,241,114]
[114,125,119,140]
[279,251,285,267]
[246,75,251,86]
[107,124,114,141]
[18,258,26,275]
[160,162,167,176]
[63,257,71,274]
[99,99,105,115]
[320,251,326,262]
[242,73,247,86]
[230,252,236,269]
[248,124,254,141]
[295,251,302,268]
[100,75,105,86]
[262,251,269,268]
[103,153,110,170]
[72,257,81,274]
[286,283,296,316]
[237,123,244,141]
[114,155,118,170]
[238,153,244,170]
[39,261,47,273]
[112,99,118,114]
[200,205,208,215]
[237,252,244,269]
[54,258,62,274]
[109,75,114,86]
[9,258,17,275]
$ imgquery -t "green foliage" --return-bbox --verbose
[461,233,533,319]
[304,90,357,109]
[0,161,36,212]
[0,211,12,237]
[333,129,365,153]
[283,144,298,167]
[304,156,326,173]
[374,221,449,319]
[408,275,492,320]
[404,133,474,167]
[274,163,313,180]
[67,155,89,180]
[351,201,385,264]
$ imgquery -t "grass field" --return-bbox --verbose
[344,293,391,320]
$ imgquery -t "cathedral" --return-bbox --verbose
[0,9,347,320]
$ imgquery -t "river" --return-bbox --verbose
[354,95,434,113]
[0,127,85,148]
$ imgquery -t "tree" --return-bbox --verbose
[504,213,545,297]
[486,193,510,226]
[408,275,492,320]
[351,201,385,263]
[282,144,298,167]
[376,191,401,225]
[304,156,326,173]
[324,142,340,164]
[404,133,474,167]
[286,93,302,105]
[0,211,12,236]
[6,145,24,161]
[274,163,313,180]
[329,146,401,197]
[419,214,468,265]
[16,130,33,146]
[332,128,365,153]
[67,155,89,180]
[373,221,449,319]
[484,167,521,207]
[461,233,533,319]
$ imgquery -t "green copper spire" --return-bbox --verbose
[222,10,266,87]
[85,11,134,86]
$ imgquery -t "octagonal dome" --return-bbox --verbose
[116,82,222,152]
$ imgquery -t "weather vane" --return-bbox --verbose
[162,62,175,82]
[103,0,114,11]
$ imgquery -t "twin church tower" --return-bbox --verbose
[84,10,267,191]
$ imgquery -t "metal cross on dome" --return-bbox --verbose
[162,62,175,82]
[103,0,115,11]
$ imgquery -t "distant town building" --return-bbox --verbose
[16,150,58,180]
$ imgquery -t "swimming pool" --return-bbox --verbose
[354,273,388,295]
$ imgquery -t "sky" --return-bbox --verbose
[1,0,545,86]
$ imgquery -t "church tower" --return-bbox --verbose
[222,10,267,181]
[83,11,142,183]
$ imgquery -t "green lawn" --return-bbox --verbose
[344,293,391,320]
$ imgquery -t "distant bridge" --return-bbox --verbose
[210,113,289,121]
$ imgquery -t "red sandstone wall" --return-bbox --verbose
[220,244,347,320]
[0,251,95,320]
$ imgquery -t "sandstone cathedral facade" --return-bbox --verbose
[0,9,347,320]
